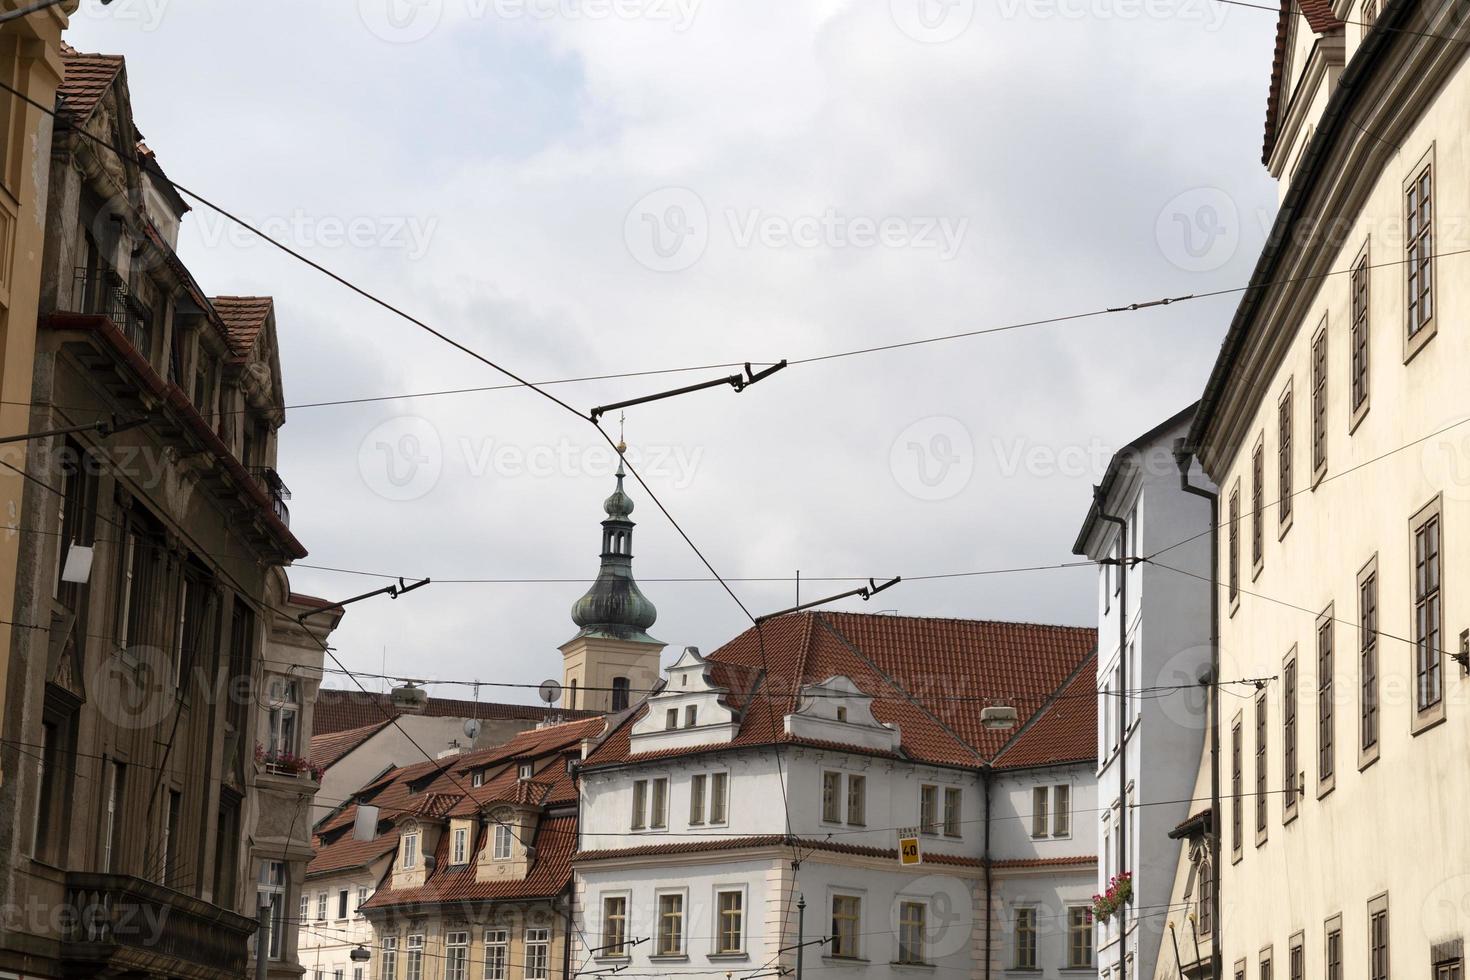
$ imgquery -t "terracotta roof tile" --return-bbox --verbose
[309,720,394,771]
[992,651,1098,768]
[312,688,590,737]
[210,296,273,361]
[584,611,1097,771]
[57,44,124,123]
[308,834,398,877]
[1262,0,1345,164]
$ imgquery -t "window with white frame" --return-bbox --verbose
[649,777,668,829]
[920,784,939,834]
[847,774,866,827]
[400,831,419,870]
[405,934,424,980]
[452,826,469,864]
[299,892,308,925]
[656,893,685,956]
[1053,784,1072,837]
[336,888,348,920]
[492,820,513,861]
[710,771,728,824]
[690,773,707,825]
[380,937,397,980]
[822,770,865,826]
[267,679,299,759]
[525,928,550,980]
[631,780,647,830]
[898,901,927,965]
[822,771,841,823]
[831,894,862,959]
[1015,906,1038,969]
[483,929,508,980]
[358,885,370,907]
[716,889,744,954]
[942,786,961,837]
[1413,501,1443,718]
[1067,906,1094,968]
[259,860,287,960]
[316,891,327,920]
[446,931,468,980]
[1031,786,1049,838]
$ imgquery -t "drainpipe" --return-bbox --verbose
[1174,439,1221,980]
[561,889,575,980]
[983,765,993,980]
[1094,485,1128,980]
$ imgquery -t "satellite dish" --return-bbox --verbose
[538,679,562,705]
[463,718,482,740]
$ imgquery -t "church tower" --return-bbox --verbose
[559,451,664,713]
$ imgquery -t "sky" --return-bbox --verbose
[65,0,1280,707]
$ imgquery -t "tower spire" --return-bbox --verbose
[568,446,657,642]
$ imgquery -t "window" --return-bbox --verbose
[1262,948,1274,980]
[493,821,513,860]
[518,762,533,779]
[650,777,668,829]
[483,929,507,980]
[401,832,419,870]
[1052,784,1071,837]
[1198,858,1213,935]
[1290,937,1304,980]
[1015,906,1037,969]
[943,786,962,837]
[690,773,707,825]
[1350,247,1370,420]
[1256,693,1269,842]
[1434,942,1462,980]
[355,970,364,980]
[1406,154,1434,345]
[472,770,484,788]
[1318,610,1334,789]
[822,771,842,823]
[710,771,728,824]
[898,901,927,966]
[847,774,866,827]
[1362,0,1377,25]
[1325,917,1342,980]
[259,860,286,960]
[1031,786,1049,838]
[684,704,698,727]
[831,895,861,959]
[299,893,308,925]
[1067,906,1094,968]
[524,928,550,980]
[317,891,328,920]
[335,970,344,980]
[358,885,370,907]
[1413,501,1443,719]
[631,780,647,830]
[611,677,630,712]
[267,679,300,760]
[446,932,468,980]
[450,826,469,864]
[1311,324,1327,481]
[602,896,628,955]
[568,678,578,709]
[103,760,124,871]
[665,708,679,730]
[656,893,685,956]
[1359,557,1380,759]
[381,937,397,980]
[1283,651,1298,819]
[337,888,349,919]
[405,934,424,980]
[1231,718,1243,858]
[1278,383,1294,531]
[1252,437,1265,571]
[525,928,550,980]
[1229,482,1241,605]
[1368,895,1388,980]
[717,889,744,954]
[920,785,939,835]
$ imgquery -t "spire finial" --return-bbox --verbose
[616,411,627,455]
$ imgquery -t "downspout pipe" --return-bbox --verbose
[983,765,993,980]
[1174,438,1221,980]
[1094,485,1129,980]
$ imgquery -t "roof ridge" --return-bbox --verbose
[992,646,1098,766]
[808,610,1095,632]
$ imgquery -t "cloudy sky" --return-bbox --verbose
[67,0,1278,706]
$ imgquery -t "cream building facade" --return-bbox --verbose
[1177,0,1470,978]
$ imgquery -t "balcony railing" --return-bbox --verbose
[251,467,292,526]
[62,871,257,980]
[72,266,154,358]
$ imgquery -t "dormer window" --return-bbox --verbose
[472,770,484,788]
[452,826,469,864]
[491,809,514,860]
[400,831,419,870]
[684,705,697,728]
[836,707,848,723]
[666,708,678,730]
[518,762,533,780]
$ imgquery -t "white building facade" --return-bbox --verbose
[1074,407,1215,980]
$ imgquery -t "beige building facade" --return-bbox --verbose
[1179,0,1470,978]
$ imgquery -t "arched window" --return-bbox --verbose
[568,679,578,710]
[611,677,631,712]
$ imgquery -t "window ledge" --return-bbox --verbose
[707,953,750,962]
[648,955,689,963]
[823,956,871,966]
[891,962,936,972]
[592,956,631,964]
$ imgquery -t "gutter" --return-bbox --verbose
[1187,0,1417,458]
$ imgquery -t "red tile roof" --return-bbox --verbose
[210,296,273,361]
[56,44,124,123]
[309,720,393,771]
[1262,0,1345,164]
[312,688,588,737]
[583,611,1097,771]
[308,835,397,877]
[993,650,1099,768]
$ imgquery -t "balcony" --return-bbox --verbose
[251,467,292,527]
[62,871,257,980]
[72,265,154,358]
